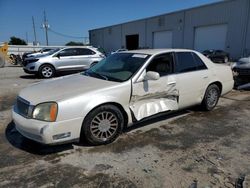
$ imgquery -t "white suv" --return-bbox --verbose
[23,46,105,78]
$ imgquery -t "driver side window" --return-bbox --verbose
[146,53,174,77]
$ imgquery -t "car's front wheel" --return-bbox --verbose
[201,84,220,111]
[39,64,55,78]
[81,105,124,145]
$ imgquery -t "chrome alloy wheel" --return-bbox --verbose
[41,66,53,78]
[207,88,219,108]
[90,111,119,141]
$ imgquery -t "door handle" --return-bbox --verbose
[167,81,176,85]
[203,76,208,79]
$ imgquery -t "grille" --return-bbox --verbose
[235,68,250,75]
[16,97,30,117]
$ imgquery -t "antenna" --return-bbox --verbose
[42,10,49,45]
[32,16,37,45]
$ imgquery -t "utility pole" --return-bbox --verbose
[32,16,37,45]
[26,32,28,44]
[42,10,49,45]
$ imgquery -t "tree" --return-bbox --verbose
[65,41,83,46]
[8,36,27,45]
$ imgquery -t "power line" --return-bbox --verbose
[48,28,87,39]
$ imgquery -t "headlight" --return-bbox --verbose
[32,102,58,122]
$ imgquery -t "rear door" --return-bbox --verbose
[130,52,179,121]
[76,48,97,69]
[174,52,209,109]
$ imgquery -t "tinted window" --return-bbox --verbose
[176,52,197,73]
[175,52,207,73]
[192,53,207,70]
[59,49,78,57]
[146,53,174,76]
[77,48,95,55]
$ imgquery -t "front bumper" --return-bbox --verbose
[23,68,37,74]
[233,68,250,77]
[12,109,83,145]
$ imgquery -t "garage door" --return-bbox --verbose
[194,24,227,52]
[153,31,173,48]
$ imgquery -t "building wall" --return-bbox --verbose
[146,12,184,48]
[89,0,249,59]
[244,0,250,56]
[121,20,146,48]
[184,0,248,58]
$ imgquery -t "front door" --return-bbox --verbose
[130,53,179,121]
[53,48,80,71]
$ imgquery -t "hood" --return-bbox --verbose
[238,57,250,64]
[19,74,119,104]
[27,53,50,59]
[234,58,250,69]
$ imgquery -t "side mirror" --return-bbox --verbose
[144,71,160,81]
[56,53,60,59]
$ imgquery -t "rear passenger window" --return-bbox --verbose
[77,48,95,55]
[175,52,207,73]
[192,53,207,70]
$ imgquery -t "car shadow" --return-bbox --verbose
[20,75,40,79]
[6,107,198,155]
[5,121,74,155]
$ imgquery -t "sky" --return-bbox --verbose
[0,0,221,46]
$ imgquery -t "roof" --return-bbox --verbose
[123,48,194,55]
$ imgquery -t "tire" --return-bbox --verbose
[81,105,124,145]
[39,64,55,78]
[90,62,98,67]
[201,84,220,111]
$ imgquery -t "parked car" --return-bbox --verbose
[23,46,105,78]
[232,56,250,79]
[202,49,230,63]
[22,48,55,60]
[13,49,234,145]
[111,48,128,55]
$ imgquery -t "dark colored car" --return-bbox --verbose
[202,50,230,63]
[232,56,250,85]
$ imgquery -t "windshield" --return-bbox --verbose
[48,48,60,55]
[84,53,150,82]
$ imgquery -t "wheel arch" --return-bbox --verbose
[208,81,222,95]
[81,102,129,130]
[79,102,129,143]
[38,63,56,71]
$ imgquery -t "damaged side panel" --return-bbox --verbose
[130,77,179,121]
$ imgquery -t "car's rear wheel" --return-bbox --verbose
[81,105,124,145]
[201,84,220,111]
[39,64,55,78]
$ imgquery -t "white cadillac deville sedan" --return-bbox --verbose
[12,49,234,145]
